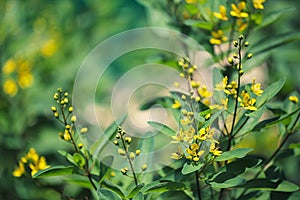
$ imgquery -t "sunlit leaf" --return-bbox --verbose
[215,148,253,161]
[181,162,203,175]
[148,121,177,137]
[32,166,76,178]
[73,153,86,167]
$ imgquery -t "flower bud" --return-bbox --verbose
[239,35,244,40]
[247,53,253,59]
[71,115,76,123]
[233,41,238,47]
[142,164,148,171]
[54,112,59,118]
[228,57,233,64]
[78,143,83,149]
[51,106,57,112]
[63,97,68,104]
[136,149,141,155]
[68,106,73,113]
[244,41,249,47]
[80,127,88,134]
[125,136,132,144]
[57,88,62,93]
[129,152,135,159]
[113,140,119,146]
[65,125,71,130]
[118,148,126,156]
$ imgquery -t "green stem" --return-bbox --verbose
[195,171,202,200]
[120,134,138,186]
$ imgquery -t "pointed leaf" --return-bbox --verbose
[127,184,145,198]
[181,162,203,175]
[73,153,86,167]
[148,121,176,137]
[97,188,122,200]
[32,166,76,178]
[144,181,186,193]
[215,148,253,161]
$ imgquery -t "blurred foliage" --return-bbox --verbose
[1,0,300,199]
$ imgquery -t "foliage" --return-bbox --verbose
[2,0,300,199]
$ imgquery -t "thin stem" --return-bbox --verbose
[195,171,202,200]
[227,37,243,151]
[120,135,138,186]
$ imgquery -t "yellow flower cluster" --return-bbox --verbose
[210,30,228,45]
[13,148,50,177]
[215,76,238,98]
[2,58,34,97]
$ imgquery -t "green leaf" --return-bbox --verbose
[215,148,253,161]
[140,96,172,110]
[102,179,125,198]
[102,180,125,197]
[253,108,300,131]
[259,7,295,28]
[256,78,286,108]
[144,181,186,193]
[57,150,76,165]
[133,192,144,200]
[184,20,213,30]
[127,184,145,198]
[32,166,76,178]
[203,109,223,129]
[241,179,299,192]
[251,33,300,55]
[210,173,246,188]
[181,162,203,175]
[73,153,86,167]
[147,121,176,137]
[97,188,122,200]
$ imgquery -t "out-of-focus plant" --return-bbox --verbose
[10,0,300,199]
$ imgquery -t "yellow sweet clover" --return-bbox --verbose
[253,0,266,10]
[230,1,249,18]
[13,148,50,177]
[213,5,228,21]
[209,30,228,45]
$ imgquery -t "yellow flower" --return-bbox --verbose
[210,30,228,45]
[29,156,50,176]
[172,100,181,109]
[238,91,257,111]
[253,0,265,10]
[198,85,212,98]
[185,0,197,4]
[251,78,263,96]
[41,39,58,57]
[171,152,183,160]
[18,72,33,88]
[13,161,25,177]
[210,142,222,156]
[214,5,228,21]
[3,79,18,97]
[186,143,204,161]
[194,128,207,141]
[230,1,249,18]
[237,19,248,32]
[171,127,194,143]
[289,96,299,104]
[2,59,17,74]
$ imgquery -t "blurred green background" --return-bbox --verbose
[0,0,299,199]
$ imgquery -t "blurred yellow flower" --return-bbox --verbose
[13,161,25,177]
[18,72,33,88]
[210,30,228,45]
[172,100,181,109]
[3,79,18,97]
[185,0,197,4]
[253,0,265,10]
[237,19,248,32]
[13,148,50,177]
[214,5,228,21]
[210,142,222,156]
[2,59,17,74]
[230,1,249,18]
[41,39,58,57]
[289,96,299,104]
[198,85,212,98]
